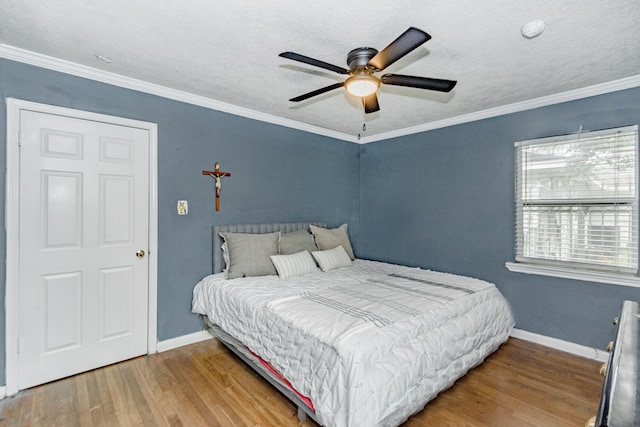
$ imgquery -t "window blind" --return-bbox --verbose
[515,125,639,274]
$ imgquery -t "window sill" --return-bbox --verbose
[505,262,640,288]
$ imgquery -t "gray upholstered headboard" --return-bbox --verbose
[212,222,327,274]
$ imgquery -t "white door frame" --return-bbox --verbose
[5,98,158,396]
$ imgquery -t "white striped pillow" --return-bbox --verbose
[311,245,352,272]
[270,250,319,279]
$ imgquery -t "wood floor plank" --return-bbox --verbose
[103,364,141,426]
[73,373,94,427]
[13,390,35,427]
[0,337,603,426]
[82,370,109,427]
[129,359,179,426]
[92,368,120,425]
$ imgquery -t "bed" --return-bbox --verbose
[192,222,514,427]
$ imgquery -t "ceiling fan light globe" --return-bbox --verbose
[345,75,379,97]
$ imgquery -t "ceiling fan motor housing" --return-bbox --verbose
[347,48,379,71]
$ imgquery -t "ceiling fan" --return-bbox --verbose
[279,27,457,114]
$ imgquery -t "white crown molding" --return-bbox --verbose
[0,44,358,143]
[359,74,640,143]
[2,43,639,145]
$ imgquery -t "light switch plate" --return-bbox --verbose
[177,200,188,215]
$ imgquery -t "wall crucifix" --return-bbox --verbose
[202,162,231,211]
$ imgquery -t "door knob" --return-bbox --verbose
[136,250,145,258]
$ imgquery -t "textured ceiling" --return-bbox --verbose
[1,0,639,141]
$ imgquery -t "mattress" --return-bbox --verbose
[192,259,514,427]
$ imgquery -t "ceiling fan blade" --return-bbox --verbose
[367,27,431,72]
[362,93,380,114]
[381,74,457,92]
[279,52,350,75]
[289,82,345,102]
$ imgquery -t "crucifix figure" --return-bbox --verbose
[202,162,231,211]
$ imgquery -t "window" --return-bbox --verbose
[513,125,639,276]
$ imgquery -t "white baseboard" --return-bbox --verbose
[511,328,609,362]
[156,330,214,353]
[153,327,608,363]
[0,385,6,400]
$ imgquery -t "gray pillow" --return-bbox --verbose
[309,224,355,260]
[218,232,280,279]
[279,229,318,255]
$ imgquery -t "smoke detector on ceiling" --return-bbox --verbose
[521,20,545,39]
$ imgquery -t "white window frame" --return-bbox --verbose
[506,125,640,288]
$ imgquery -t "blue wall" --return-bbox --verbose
[359,87,640,348]
[2,56,640,388]
[0,59,360,384]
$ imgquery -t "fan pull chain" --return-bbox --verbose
[357,123,367,140]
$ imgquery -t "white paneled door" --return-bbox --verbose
[17,110,150,390]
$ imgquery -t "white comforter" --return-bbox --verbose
[192,260,514,427]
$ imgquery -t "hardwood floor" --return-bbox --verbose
[0,337,603,426]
